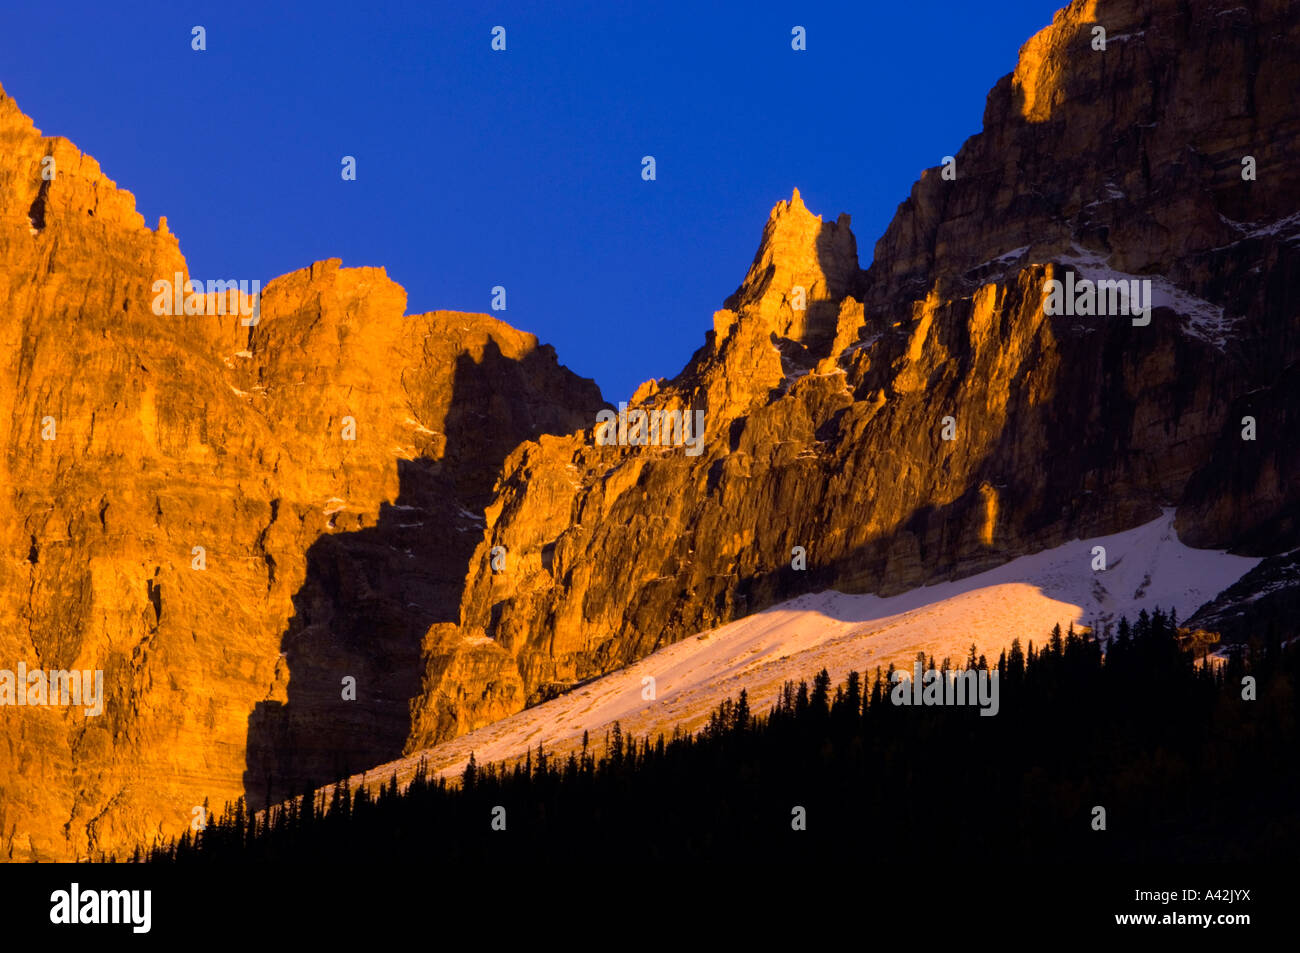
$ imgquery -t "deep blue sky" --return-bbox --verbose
[1,1,1062,400]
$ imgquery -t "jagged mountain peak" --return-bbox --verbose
[654,189,868,422]
[404,0,1300,756]
[721,188,861,350]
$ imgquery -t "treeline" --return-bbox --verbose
[136,609,1298,864]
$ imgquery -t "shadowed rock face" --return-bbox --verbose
[242,332,604,811]
[405,0,1300,748]
[0,82,603,858]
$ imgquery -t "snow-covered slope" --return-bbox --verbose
[342,511,1259,794]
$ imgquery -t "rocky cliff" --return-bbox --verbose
[0,81,603,859]
[406,0,1300,747]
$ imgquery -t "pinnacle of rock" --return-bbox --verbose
[721,188,861,352]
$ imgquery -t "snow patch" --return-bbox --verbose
[840,332,883,357]
[1218,211,1300,244]
[347,511,1260,793]
[456,505,486,524]
[1055,246,1235,347]
[966,245,1030,273]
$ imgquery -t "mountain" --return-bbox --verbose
[0,84,603,859]
[405,0,1300,749]
[2,0,1298,861]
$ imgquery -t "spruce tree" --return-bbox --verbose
[811,668,832,712]
[734,688,751,732]
[844,670,862,717]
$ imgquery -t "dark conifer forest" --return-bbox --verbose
[139,610,1298,865]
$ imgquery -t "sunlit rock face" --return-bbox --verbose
[721,187,864,354]
[0,81,603,860]
[406,0,1300,747]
